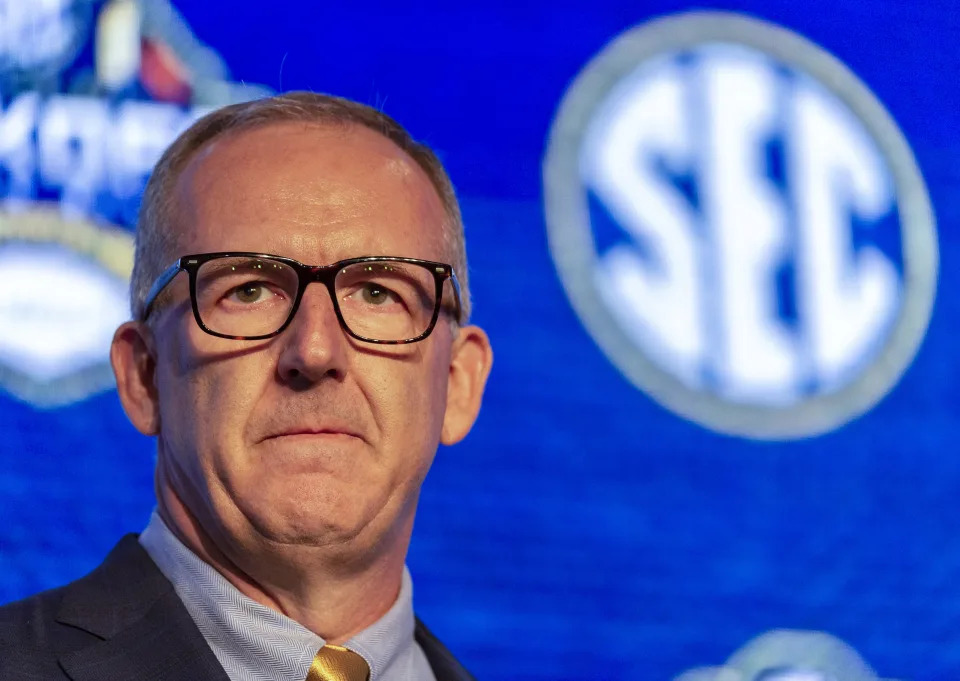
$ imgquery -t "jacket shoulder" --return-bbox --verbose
[0,583,61,646]
[0,534,149,680]
[0,582,91,679]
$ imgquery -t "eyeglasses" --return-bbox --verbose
[141,252,463,344]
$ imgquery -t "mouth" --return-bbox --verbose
[261,428,364,443]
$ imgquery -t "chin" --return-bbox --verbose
[231,479,383,550]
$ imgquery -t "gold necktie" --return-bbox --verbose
[305,644,371,681]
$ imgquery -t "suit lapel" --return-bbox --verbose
[54,535,229,681]
[58,590,229,681]
[415,618,476,681]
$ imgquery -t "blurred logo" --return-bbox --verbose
[0,0,268,407]
[0,0,91,76]
[543,12,937,439]
[673,629,899,681]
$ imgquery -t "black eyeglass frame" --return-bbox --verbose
[141,252,464,344]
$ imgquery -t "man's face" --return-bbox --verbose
[146,122,459,563]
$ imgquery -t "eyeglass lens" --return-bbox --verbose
[194,257,438,340]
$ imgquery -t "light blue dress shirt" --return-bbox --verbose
[140,512,436,681]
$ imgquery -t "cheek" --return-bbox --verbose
[364,345,450,479]
[156,335,271,486]
[424,354,450,433]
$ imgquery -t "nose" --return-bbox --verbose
[276,282,348,386]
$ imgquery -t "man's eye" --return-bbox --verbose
[359,283,400,306]
[229,282,272,304]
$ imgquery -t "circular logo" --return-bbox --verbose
[543,11,937,439]
[673,629,895,681]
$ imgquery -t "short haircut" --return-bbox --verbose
[131,91,470,322]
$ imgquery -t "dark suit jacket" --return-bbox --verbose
[0,535,475,681]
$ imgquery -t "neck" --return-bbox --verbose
[154,460,410,644]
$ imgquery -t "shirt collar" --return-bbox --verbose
[139,510,416,680]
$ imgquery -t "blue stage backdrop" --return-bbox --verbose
[0,1,957,679]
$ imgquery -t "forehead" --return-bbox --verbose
[170,121,447,262]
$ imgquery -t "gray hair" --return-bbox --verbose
[131,91,470,322]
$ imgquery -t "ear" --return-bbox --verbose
[441,324,493,445]
[110,320,161,436]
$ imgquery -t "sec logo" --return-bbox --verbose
[543,11,937,439]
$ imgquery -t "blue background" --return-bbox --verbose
[2,1,959,679]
